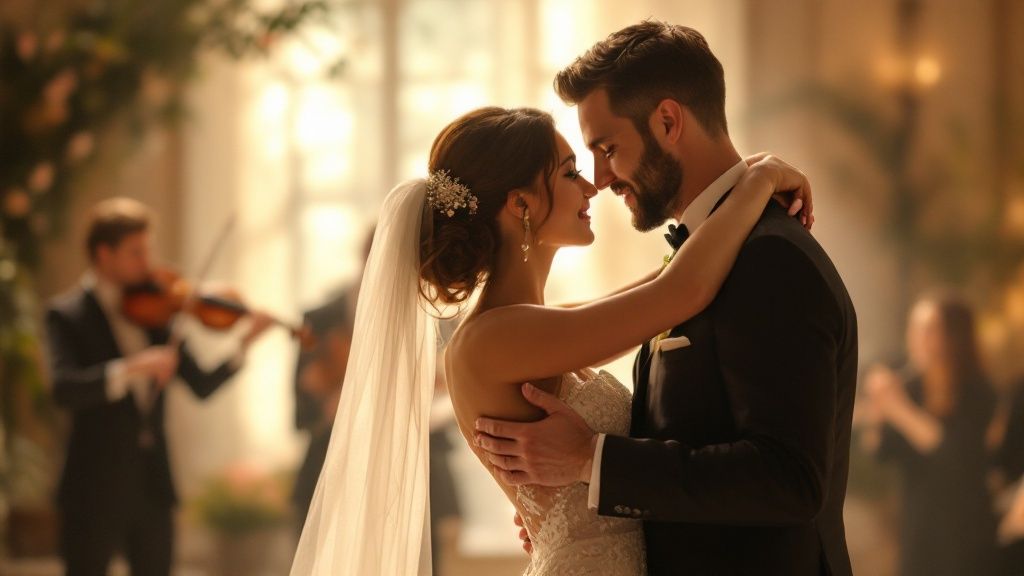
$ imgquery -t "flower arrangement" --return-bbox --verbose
[0,0,330,269]
[192,464,293,536]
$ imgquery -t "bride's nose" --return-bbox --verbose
[582,179,599,199]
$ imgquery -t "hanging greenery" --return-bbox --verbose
[0,0,330,266]
[0,0,332,515]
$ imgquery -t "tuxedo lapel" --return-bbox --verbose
[630,342,652,435]
[82,289,125,360]
[629,189,733,438]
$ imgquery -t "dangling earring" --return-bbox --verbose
[521,206,531,262]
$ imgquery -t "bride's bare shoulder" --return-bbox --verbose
[450,303,547,346]
[446,303,552,372]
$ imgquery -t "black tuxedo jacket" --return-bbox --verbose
[600,202,858,575]
[46,286,238,516]
[291,294,352,516]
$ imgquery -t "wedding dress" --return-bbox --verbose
[516,370,646,576]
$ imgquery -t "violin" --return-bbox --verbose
[122,266,315,349]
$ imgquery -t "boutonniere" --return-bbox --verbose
[654,250,680,343]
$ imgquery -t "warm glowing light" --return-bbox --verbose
[294,88,353,151]
[1006,282,1024,328]
[978,313,1010,351]
[449,84,489,116]
[875,54,942,90]
[1004,192,1024,237]
[913,56,942,88]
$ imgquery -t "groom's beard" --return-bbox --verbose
[626,137,684,232]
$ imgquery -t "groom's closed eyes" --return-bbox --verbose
[587,136,614,157]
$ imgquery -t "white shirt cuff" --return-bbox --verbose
[105,360,132,401]
[587,433,607,510]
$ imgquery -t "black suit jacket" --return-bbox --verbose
[600,202,858,575]
[46,286,238,516]
[292,292,353,432]
[291,293,352,515]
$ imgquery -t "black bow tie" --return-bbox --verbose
[664,223,690,250]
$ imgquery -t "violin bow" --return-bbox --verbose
[167,212,238,349]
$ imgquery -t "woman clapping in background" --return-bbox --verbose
[861,293,998,576]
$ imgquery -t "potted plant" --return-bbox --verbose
[192,464,294,576]
[0,435,58,558]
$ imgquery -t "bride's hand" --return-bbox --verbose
[743,153,814,230]
[514,513,533,554]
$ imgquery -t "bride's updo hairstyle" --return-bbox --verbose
[419,107,559,306]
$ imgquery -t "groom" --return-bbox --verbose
[474,21,857,575]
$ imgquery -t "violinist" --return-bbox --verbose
[44,197,273,576]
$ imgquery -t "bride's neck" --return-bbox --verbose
[477,240,555,311]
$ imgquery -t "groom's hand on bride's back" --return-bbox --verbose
[474,383,597,487]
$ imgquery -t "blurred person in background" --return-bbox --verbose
[291,290,353,531]
[45,197,273,576]
[290,229,374,528]
[429,318,464,576]
[993,379,1024,574]
[290,228,463,575]
[862,292,998,576]
[291,228,373,530]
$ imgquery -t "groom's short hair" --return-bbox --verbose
[554,20,728,138]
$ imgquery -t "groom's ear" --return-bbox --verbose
[649,99,685,146]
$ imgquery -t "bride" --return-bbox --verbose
[289,106,812,575]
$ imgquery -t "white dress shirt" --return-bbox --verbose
[84,271,154,408]
[588,159,748,510]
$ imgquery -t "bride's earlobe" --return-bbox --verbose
[509,194,535,261]
[520,200,532,262]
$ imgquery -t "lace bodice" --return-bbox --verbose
[516,370,646,576]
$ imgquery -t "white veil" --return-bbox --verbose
[290,179,438,575]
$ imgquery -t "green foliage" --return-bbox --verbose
[0,251,50,458]
[0,0,331,269]
[0,435,51,508]
[192,467,293,536]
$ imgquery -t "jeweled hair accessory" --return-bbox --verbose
[426,170,479,218]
